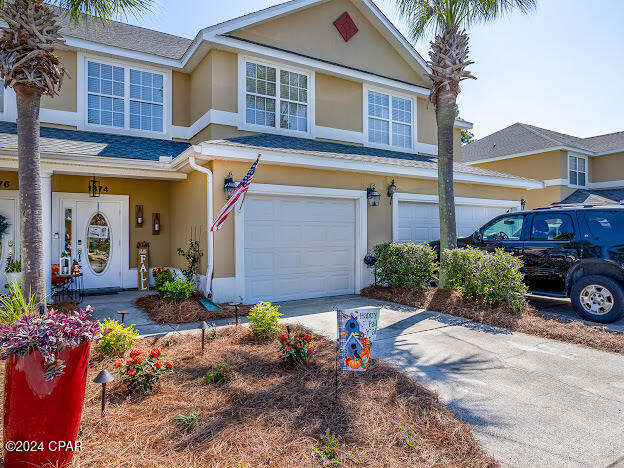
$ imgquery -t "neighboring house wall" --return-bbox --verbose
[41,49,77,113]
[474,150,566,181]
[591,151,624,184]
[231,0,427,87]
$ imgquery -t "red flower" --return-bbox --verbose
[127,368,136,376]
[303,334,312,343]
[149,347,161,358]
[164,361,174,369]
[309,346,315,354]
[114,358,124,368]
[129,348,143,358]
[126,360,133,365]
[293,342,300,348]
[279,334,288,342]
[154,360,162,369]
[133,354,144,364]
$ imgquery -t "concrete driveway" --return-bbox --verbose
[276,295,624,468]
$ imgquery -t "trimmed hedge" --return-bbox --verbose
[441,247,527,311]
[374,242,437,289]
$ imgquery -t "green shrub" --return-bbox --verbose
[0,279,39,325]
[204,362,230,384]
[154,270,175,292]
[5,257,20,273]
[161,279,193,303]
[248,301,282,338]
[96,319,138,356]
[373,242,437,289]
[173,410,200,433]
[441,247,528,311]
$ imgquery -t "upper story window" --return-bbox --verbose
[367,90,413,149]
[86,59,165,134]
[569,153,587,187]
[243,59,309,134]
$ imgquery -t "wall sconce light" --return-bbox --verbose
[152,213,160,235]
[224,172,237,200]
[136,205,144,227]
[367,184,380,207]
[520,198,526,210]
[387,179,397,203]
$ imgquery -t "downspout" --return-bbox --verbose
[188,155,214,297]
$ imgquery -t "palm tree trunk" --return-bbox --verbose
[15,84,46,305]
[436,90,458,289]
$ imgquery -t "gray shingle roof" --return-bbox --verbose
[0,122,190,161]
[559,189,624,206]
[56,10,192,60]
[203,133,538,183]
[463,123,624,162]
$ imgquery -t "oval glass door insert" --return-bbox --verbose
[86,213,111,274]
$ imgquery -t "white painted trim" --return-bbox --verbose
[51,192,130,289]
[40,109,79,127]
[314,126,364,144]
[465,146,589,166]
[567,152,589,189]
[544,178,568,187]
[171,109,239,139]
[237,54,315,138]
[0,86,16,122]
[588,180,624,189]
[391,192,521,242]
[77,52,173,140]
[231,183,367,303]
[196,144,544,189]
[455,119,473,129]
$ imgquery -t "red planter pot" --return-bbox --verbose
[3,342,90,468]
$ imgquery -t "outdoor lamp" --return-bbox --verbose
[199,321,209,352]
[520,198,526,210]
[93,370,115,417]
[367,184,381,206]
[224,173,237,200]
[387,179,397,203]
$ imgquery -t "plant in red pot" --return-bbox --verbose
[0,306,102,468]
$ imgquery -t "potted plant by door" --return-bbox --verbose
[0,307,103,467]
[4,257,21,286]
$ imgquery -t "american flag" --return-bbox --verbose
[210,154,261,232]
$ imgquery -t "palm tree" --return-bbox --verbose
[0,0,151,304]
[396,0,536,288]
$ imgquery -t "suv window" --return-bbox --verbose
[530,213,575,241]
[482,214,524,241]
[582,210,624,241]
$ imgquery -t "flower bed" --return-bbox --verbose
[361,285,624,354]
[0,327,497,467]
[135,292,252,324]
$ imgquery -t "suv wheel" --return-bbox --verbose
[570,275,624,323]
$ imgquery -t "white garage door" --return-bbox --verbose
[397,201,513,244]
[244,195,356,303]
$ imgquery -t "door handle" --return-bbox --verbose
[77,248,82,262]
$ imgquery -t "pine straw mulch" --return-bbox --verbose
[361,286,624,354]
[49,299,79,314]
[52,327,494,468]
[135,292,252,324]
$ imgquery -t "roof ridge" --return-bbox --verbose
[516,123,572,146]
[581,129,624,141]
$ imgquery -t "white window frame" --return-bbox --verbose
[0,79,17,123]
[568,152,588,188]
[363,84,417,152]
[238,55,315,138]
[77,52,172,139]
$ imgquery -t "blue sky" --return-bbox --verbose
[122,0,624,139]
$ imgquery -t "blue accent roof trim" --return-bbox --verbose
[0,122,190,161]
[224,133,436,163]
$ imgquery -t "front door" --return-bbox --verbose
[70,200,123,290]
[0,195,19,291]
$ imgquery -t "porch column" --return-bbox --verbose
[41,171,52,296]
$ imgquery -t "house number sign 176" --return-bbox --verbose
[0,181,10,188]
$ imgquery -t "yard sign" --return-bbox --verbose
[137,245,149,291]
[337,306,380,371]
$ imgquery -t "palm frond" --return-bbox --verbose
[54,0,154,25]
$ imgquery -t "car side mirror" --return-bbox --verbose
[472,230,482,242]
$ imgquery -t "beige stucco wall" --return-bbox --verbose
[591,152,624,183]
[172,71,190,127]
[51,175,172,268]
[0,170,18,189]
[209,159,529,278]
[190,124,255,145]
[315,73,362,132]
[41,50,77,113]
[417,97,436,146]
[474,150,567,181]
[232,0,428,87]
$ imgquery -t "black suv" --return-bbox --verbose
[445,205,624,323]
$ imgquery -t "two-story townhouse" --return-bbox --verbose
[463,123,624,209]
[0,0,541,303]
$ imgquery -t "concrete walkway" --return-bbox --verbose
[82,292,624,467]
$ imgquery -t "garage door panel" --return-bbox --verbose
[244,195,356,303]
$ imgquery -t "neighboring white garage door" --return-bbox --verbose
[244,195,356,303]
[397,200,514,244]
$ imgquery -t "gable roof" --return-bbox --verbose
[558,189,624,206]
[0,123,190,161]
[463,123,624,163]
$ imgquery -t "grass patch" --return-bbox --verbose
[361,285,624,354]
[0,327,496,467]
[135,293,251,324]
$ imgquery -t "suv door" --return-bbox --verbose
[522,211,581,293]
[474,213,526,255]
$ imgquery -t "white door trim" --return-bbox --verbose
[52,192,130,288]
[392,193,521,242]
[233,183,367,303]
